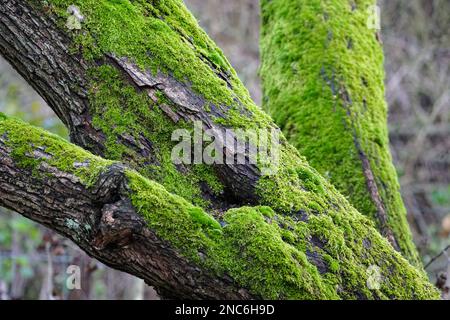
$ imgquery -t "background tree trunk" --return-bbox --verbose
[0,0,440,299]
[260,0,420,267]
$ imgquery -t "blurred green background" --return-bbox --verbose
[0,0,449,299]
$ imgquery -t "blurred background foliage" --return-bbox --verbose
[0,0,449,299]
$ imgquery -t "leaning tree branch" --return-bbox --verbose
[0,113,440,300]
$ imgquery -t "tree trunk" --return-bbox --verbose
[0,0,439,299]
[260,0,420,267]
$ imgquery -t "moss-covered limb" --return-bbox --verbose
[1,0,277,209]
[0,0,413,235]
[130,169,439,299]
[260,0,420,266]
[0,114,439,299]
[0,114,256,299]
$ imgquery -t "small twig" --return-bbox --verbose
[425,244,450,269]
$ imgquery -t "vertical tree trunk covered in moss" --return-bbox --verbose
[260,0,420,267]
[0,0,439,299]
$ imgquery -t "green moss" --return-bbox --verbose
[323,254,340,273]
[260,0,420,266]
[187,207,222,232]
[0,113,114,185]
[259,206,276,218]
[126,169,336,299]
[256,144,329,213]
[297,167,324,194]
[127,167,439,299]
[0,113,439,299]
[249,141,439,299]
[35,0,272,130]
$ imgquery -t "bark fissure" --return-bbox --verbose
[353,135,400,251]
[338,79,400,251]
[321,68,398,248]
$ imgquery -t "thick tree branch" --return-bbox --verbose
[0,114,440,300]
[0,115,254,299]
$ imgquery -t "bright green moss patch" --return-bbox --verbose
[323,254,340,273]
[127,167,439,299]
[297,167,324,194]
[215,206,336,299]
[187,207,222,232]
[259,206,276,218]
[126,169,336,299]
[35,0,272,131]
[0,114,114,185]
[251,142,439,299]
[256,144,329,213]
[260,0,420,266]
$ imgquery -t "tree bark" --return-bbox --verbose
[0,115,254,299]
[0,0,440,299]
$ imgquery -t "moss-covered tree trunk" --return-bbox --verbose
[0,0,439,299]
[260,0,420,267]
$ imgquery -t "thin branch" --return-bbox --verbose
[425,244,450,269]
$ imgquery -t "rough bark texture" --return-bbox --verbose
[260,0,420,266]
[0,116,254,299]
[0,0,265,210]
[0,0,440,299]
